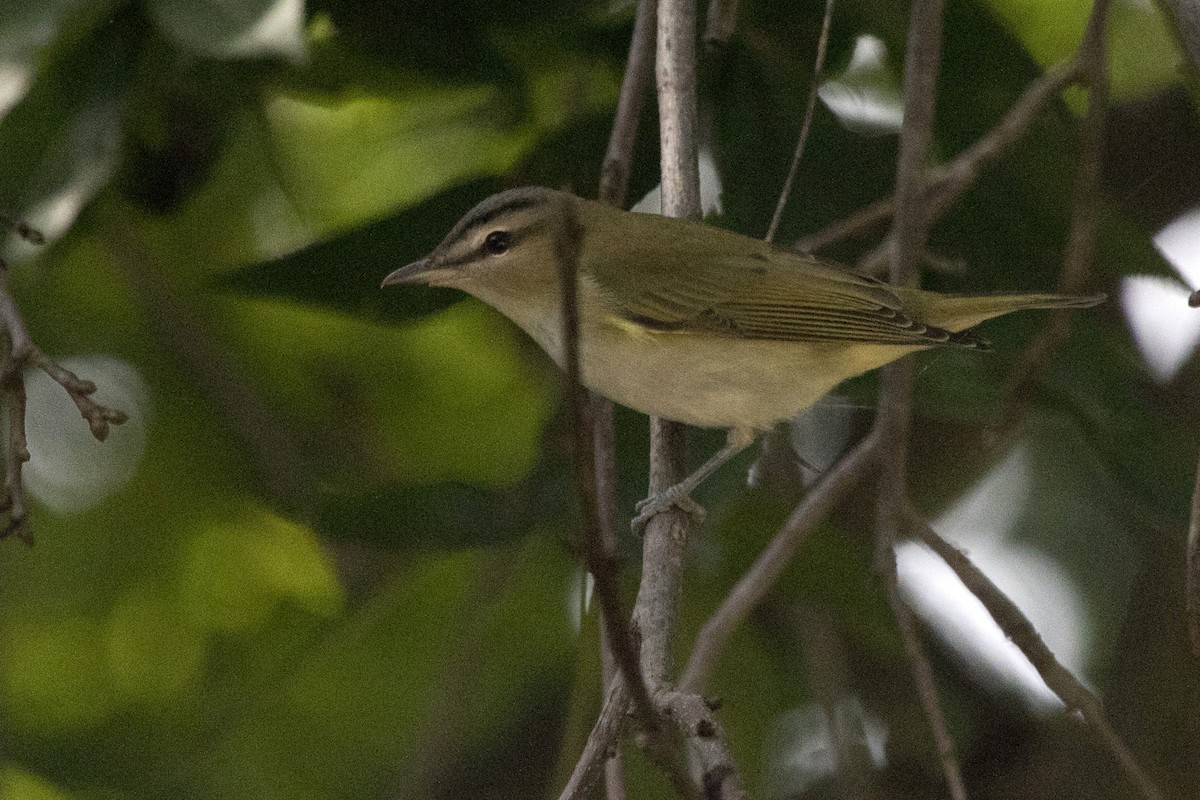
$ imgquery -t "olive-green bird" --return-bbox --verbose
[383,187,1102,530]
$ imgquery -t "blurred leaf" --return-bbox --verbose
[985,0,1180,99]
[146,0,307,62]
[220,110,659,323]
[0,0,102,117]
[317,445,572,552]
[0,765,73,800]
[0,7,141,260]
[119,56,247,214]
[818,33,904,137]
[220,177,499,322]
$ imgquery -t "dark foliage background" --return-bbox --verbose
[0,0,1197,797]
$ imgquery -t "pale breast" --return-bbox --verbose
[473,273,927,430]
[577,318,926,429]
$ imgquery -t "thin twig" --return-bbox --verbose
[1001,0,1109,414]
[559,1,658,795]
[1187,446,1200,657]
[559,679,633,800]
[794,57,1083,257]
[681,430,882,692]
[907,507,1164,800]
[0,258,128,543]
[872,1,968,797]
[765,0,836,244]
[557,150,685,798]
[886,560,968,799]
[600,0,659,209]
[702,0,740,49]
[594,5,657,797]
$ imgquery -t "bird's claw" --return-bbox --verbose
[631,488,706,534]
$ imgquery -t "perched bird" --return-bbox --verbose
[382,187,1102,529]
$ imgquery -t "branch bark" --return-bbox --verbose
[872,2,967,797]
[794,57,1082,257]
[907,507,1164,800]
[680,430,882,692]
[0,255,128,544]
[765,0,836,244]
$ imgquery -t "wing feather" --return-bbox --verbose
[591,246,978,347]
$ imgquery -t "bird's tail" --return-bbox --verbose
[897,289,1106,333]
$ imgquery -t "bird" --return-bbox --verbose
[382,186,1103,530]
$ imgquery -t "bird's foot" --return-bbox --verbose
[631,486,706,535]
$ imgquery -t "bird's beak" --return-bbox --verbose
[381,257,435,287]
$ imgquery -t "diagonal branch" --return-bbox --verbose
[906,506,1164,800]
[680,429,882,692]
[794,56,1083,258]
[765,0,836,244]
[1000,0,1110,417]
[0,240,128,544]
[872,1,967,797]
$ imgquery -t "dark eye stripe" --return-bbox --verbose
[457,197,544,240]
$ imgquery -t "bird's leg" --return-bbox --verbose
[631,426,758,534]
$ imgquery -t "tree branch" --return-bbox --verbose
[558,0,691,796]
[559,679,633,800]
[0,240,129,543]
[765,0,836,244]
[906,506,1164,800]
[870,2,968,797]
[680,429,882,692]
[1000,0,1109,416]
[793,56,1083,257]
[1190,445,1200,659]
[625,0,746,795]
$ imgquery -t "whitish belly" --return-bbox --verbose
[576,324,924,430]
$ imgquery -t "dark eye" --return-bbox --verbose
[483,230,511,255]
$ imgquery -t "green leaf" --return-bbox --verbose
[146,0,307,62]
[220,177,500,322]
[0,8,139,259]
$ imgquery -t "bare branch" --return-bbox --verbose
[637,0,704,688]
[887,572,968,799]
[1187,444,1200,657]
[659,690,743,799]
[557,169,677,795]
[1001,0,1110,412]
[624,0,746,795]
[558,2,661,795]
[1,375,31,545]
[681,430,882,692]
[600,0,659,209]
[765,0,836,244]
[559,680,634,800]
[869,2,968,797]
[702,0,740,49]
[0,255,128,543]
[907,507,1164,800]
[794,57,1082,257]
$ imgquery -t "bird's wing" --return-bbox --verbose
[593,247,980,347]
